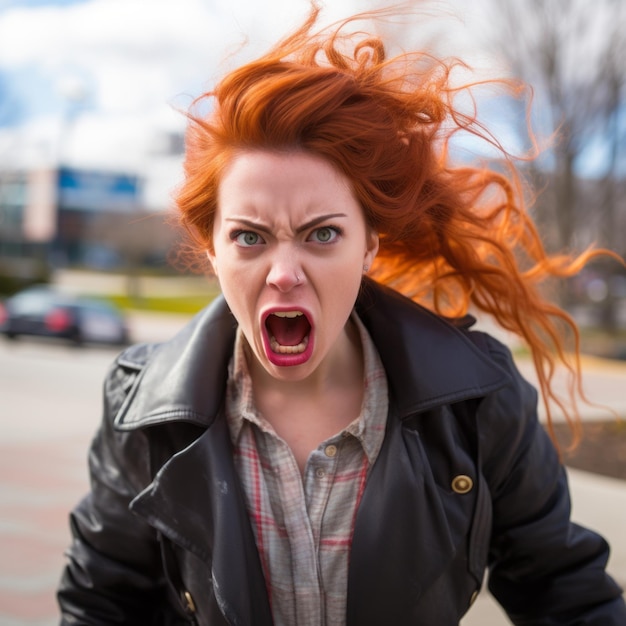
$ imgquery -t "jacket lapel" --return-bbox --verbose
[129,416,273,625]
[347,280,508,621]
[115,297,272,624]
[347,406,456,623]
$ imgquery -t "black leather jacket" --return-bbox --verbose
[58,279,626,625]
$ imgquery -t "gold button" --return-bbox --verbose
[469,589,479,606]
[325,444,338,458]
[183,590,196,613]
[451,475,473,494]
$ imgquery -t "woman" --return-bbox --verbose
[58,6,626,625]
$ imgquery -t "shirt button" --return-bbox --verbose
[324,444,338,458]
[316,468,325,478]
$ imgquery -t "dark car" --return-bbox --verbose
[0,287,130,346]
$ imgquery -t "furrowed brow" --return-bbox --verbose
[225,213,347,235]
[295,213,347,234]
[225,218,272,235]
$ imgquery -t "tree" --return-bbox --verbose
[481,0,626,327]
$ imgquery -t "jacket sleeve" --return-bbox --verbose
[478,336,626,625]
[57,346,185,625]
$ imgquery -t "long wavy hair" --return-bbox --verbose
[175,4,612,445]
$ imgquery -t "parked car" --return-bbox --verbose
[0,286,130,347]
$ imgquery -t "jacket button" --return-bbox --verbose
[182,590,197,614]
[470,589,479,606]
[451,474,473,494]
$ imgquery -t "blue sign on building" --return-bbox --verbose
[58,167,139,213]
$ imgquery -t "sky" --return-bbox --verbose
[0,0,539,212]
[1,0,621,200]
[0,0,311,169]
[0,1,498,163]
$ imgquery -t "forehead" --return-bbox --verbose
[216,149,360,221]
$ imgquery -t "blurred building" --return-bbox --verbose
[0,131,184,292]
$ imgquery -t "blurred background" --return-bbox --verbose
[0,0,624,347]
[0,1,625,625]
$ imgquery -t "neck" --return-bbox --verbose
[246,318,366,472]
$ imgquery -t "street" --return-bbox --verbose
[0,332,625,625]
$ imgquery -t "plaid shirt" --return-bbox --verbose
[225,313,388,626]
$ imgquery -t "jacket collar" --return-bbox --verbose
[355,279,508,415]
[115,277,508,430]
[115,295,238,430]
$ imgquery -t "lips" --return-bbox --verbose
[262,309,314,366]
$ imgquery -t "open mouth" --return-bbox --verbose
[265,311,311,355]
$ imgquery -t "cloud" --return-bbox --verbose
[0,0,376,170]
[2,0,216,114]
[0,0,364,116]
[0,0,498,178]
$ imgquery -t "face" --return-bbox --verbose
[208,149,379,383]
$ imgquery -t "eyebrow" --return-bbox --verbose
[225,213,347,234]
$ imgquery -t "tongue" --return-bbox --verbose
[266,315,310,346]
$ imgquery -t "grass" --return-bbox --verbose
[104,290,221,315]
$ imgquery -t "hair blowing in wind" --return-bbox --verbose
[175,3,619,446]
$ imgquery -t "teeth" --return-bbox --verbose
[270,335,309,354]
[272,311,303,318]
[267,311,309,355]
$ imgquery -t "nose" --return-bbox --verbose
[266,246,303,293]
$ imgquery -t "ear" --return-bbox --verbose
[206,250,218,277]
[364,230,379,271]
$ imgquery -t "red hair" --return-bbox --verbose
[175,5,615,446]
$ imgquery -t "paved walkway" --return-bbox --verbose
[0,436,89,626]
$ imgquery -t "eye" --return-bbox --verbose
[308,226,340,244]
[232,231,264,247]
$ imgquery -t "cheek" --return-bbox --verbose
[218,269,261,324]
[321,267,362,316]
